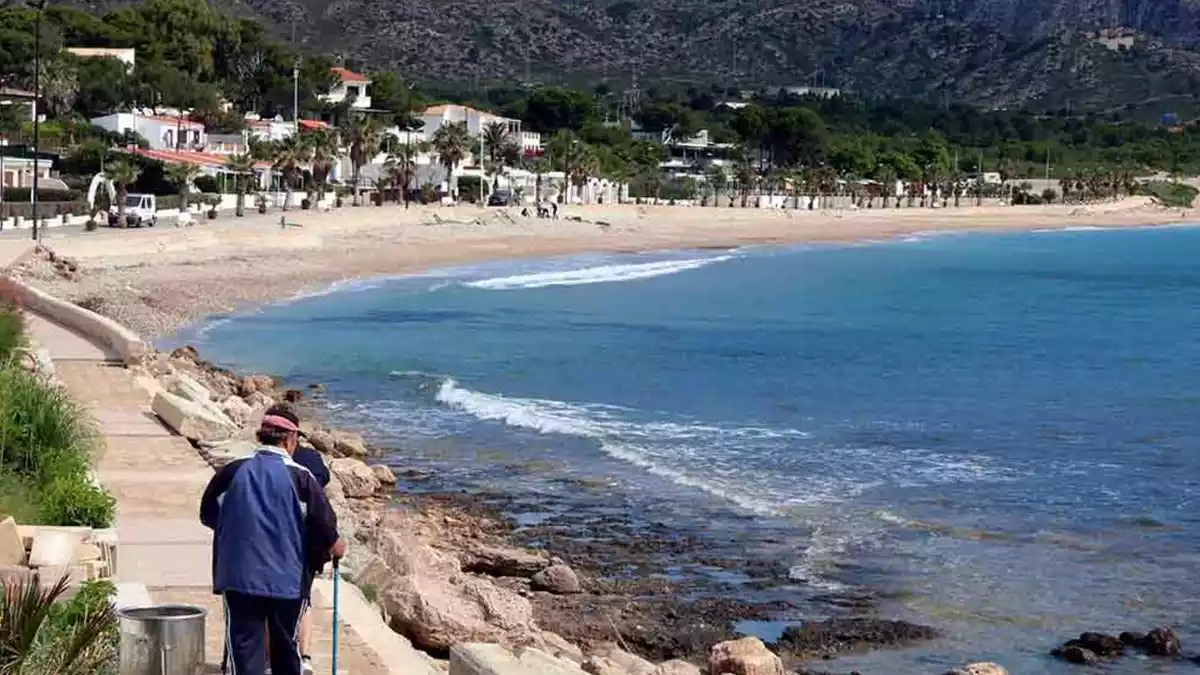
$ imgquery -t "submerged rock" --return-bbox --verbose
[775,618,938,657]
[1142,627,1181,656]
[943,663,1008,675]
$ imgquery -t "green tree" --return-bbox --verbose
[225,153,255,217]
[36,56,78,118]
[705,164,728,206]
[431,121,471,201]
[528,156,551,204]
[165,162,201,213]
[482,121,510,190]
[385,140,426,208]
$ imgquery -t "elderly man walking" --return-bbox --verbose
[200,411,345,675]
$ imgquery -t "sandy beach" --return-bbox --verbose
[11,198,1190,337]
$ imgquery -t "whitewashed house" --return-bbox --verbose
[91,112,206,151]
[322,68,372,110]
[65,47,136,69]
[420,104,541,155]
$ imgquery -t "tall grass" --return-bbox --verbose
[0,278,24,364]
[0,303,114,528]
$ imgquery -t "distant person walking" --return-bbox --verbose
[200,411,345,675]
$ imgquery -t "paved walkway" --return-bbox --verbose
[25,313,391,674]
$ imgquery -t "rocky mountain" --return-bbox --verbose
[137,0,1200,112]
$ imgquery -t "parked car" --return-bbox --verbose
[109,194,158,227]
[487,189,515,206]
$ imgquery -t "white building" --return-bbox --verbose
[322,68,372,110]
[420,104,541,154]
[65,47,136,69]
[91,112,206,151]
[0,154,53,189]
[245,116,297,143]
[0,87,36,122]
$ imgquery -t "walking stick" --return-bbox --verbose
[331,558,340,675]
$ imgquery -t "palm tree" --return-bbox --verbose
[272,136,309,212]
[226,153,256,217]
[528,157,552,205]
[482,122,510,190]
[0,576,118,675]
[705,165,728,207]
[345,116,381,206]
[36,56,79,119]
[386,141,427,208]
[104,157,140,226]
[875,166,897,209]
[165,162,202,214]
[432,121,472,202]
[733,150,755,207]
[303,128,340,203]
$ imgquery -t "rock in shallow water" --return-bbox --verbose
[1142,627,1181,656]
[774,618,938,657]
[943,663,1008,675]
[329,458,381,497]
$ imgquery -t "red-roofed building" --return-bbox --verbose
[322,67,372,110]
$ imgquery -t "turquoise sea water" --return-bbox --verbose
[172,225,1200,673]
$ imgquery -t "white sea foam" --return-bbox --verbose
[463,256,732,290]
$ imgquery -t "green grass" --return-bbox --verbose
[1138,181,1198,208]
[0,282,24,363]
[0,468,41,524]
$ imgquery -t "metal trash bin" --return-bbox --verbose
[118,605,207,675]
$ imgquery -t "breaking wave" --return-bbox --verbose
[462,256,733,290]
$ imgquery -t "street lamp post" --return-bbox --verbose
[30,0,45,242]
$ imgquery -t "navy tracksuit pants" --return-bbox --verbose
[221,590,307,675]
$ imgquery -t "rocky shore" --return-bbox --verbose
[131,342,1015,675]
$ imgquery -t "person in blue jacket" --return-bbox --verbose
[200,411,345,675]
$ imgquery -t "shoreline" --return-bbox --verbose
[8,198,1190,338]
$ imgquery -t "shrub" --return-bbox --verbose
[0,576,117,675]
[37,476,116,529]
[193,175,219,194]
[0,469,39,524]
[0,278,25,364]
[1138,181,1198,208]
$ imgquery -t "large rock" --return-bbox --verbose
[329,458,381,497]
[653,660,702,675]
[588,643,655,675]
[944,663,1008,675]
[463,545,550,578]
[450,644,585,675]
[708,637,783,675]
[582,655,633,675]
[238,374,275,397]
[535,632,585,665]
[221,395,254,427]
[371,529,460,578]
[531,563,582,594]
[383,573,537,652]
[776,618,938,657]
[168,372,215,404]
[198,439,258,469]
[28,531,78,567]
[0,517,24,566]
[334,430,370,459]
[1142,627,1181,656]
[1058,646,1098,665]
[152,391,237,442]
[372,464,397,486]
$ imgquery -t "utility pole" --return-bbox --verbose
[30,0,45,242]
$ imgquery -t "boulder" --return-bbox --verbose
[653,660,702,675]
[1143,627,1181,656]
[199,439,258,469]
[239,374,275,397]
[382,572,537,652]
[532,563,582,594]
[221,395,254,427]
[777,618,938,657]
[168,372,214,404]
[329,458,381,498]
[943,663,1008,675]
[588,643,655,675]
[152,391,237,442]
[708,637,783,675]
[1058,646,1098,665]
[334,431,370,459]
[1063,632,1124,658]
[583,655,636,675]
[371,529,460,578]
[1119,632,1146,647]
[535,632,585,664]
[450,644,585,675]
[244,391,275,411]
[0,517,24,566]
[463,545,549,578]
[372,464,397,486]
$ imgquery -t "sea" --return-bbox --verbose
[168,224,1200,674]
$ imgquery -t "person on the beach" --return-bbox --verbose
[200,411,345,675]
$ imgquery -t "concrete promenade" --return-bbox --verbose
[24,313,391,674]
